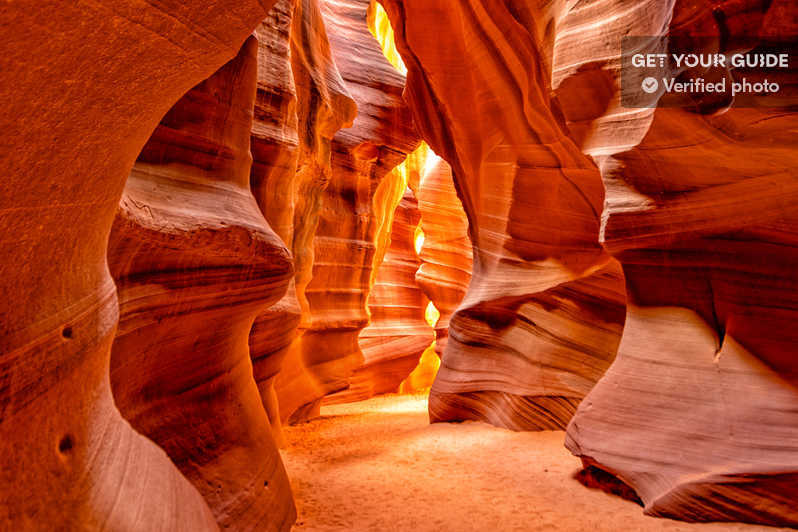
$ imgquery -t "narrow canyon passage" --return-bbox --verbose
[282,394,789,532]
[3,0,798,530]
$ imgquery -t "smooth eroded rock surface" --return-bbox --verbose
[381,0,626,430]
[415,157,473,357]
[275,0,420,422]
[109,35,295,531]
[563,0,798,527]
[326,188,434,404]
[0,0,277,529]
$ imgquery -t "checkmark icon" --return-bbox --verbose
[642,77,659,93]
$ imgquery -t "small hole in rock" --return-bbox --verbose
[62,326,73,339]
[263,481,269,488]
[58,434,74,453]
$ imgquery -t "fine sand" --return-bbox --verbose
[281,393,788,532]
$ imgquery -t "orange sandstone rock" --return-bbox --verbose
[415,157,473,357]
[248,0,360,429]
[248,0,304,447]
[326,188,434,403]
[109,35,295,531]
[0,0,277,529]
[563,0,798,526]
[275,0,420,421]
[381,0,625,430]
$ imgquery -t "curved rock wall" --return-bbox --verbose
[326,188,433,403]
[0,1,277,529]
[381,0,626,430]
[274,0,420,422]
[109,35,295,531]
[564,0,798,526]
[246,0,360,433]
[415,157,473,357]
[249,0,314,445]
[5,0,798,528]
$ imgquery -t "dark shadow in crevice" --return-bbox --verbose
[574,465,643,506]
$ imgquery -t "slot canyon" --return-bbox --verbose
[1,0,797,530]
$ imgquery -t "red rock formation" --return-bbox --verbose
[381,0,626,430]
[109,35,296,530]
[0,1,278,529]
[6,0,797,528]
[430,262,625,430]
[251,0,300,246]
[264,0,357,425]
[326,188,433,403]
[564,1,798,526]
[274,0,420,422]
[415,157,473,357]
[248,0,303,447]
[247,0,361,434]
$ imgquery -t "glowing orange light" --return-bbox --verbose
[399,343,441,393]
[366,3,442,394]
[414,225,425,255]
[424,301,440,328]
[367,1,407,75]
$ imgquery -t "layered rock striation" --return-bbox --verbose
[274,0,420,422]
[326,188,434,403]
[5,0,798,528]
[564,0,798,526]
[109,35,296,530]
[415,157,473,358]
[381,0,626,430]
[0,1,278,529]
[246,0,361,432]
[248,0,343,446]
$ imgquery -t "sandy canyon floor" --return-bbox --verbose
[281,394,787,532]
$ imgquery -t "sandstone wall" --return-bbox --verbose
[326,188,433,403]
[381,0,626,430]
[0,1,278,529]
[274,0,420,422]
[109,36,296,530]
[564,0,798,525]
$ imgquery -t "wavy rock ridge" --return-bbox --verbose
[109,35,296,530]
[3,0,798,528]
[274,0,421,422]
[247,0,355,445]
[563,0,798,526]
[415,157,473,358]
[381,0,627,431]
[0,1,278,529]
[326,187,434,403]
